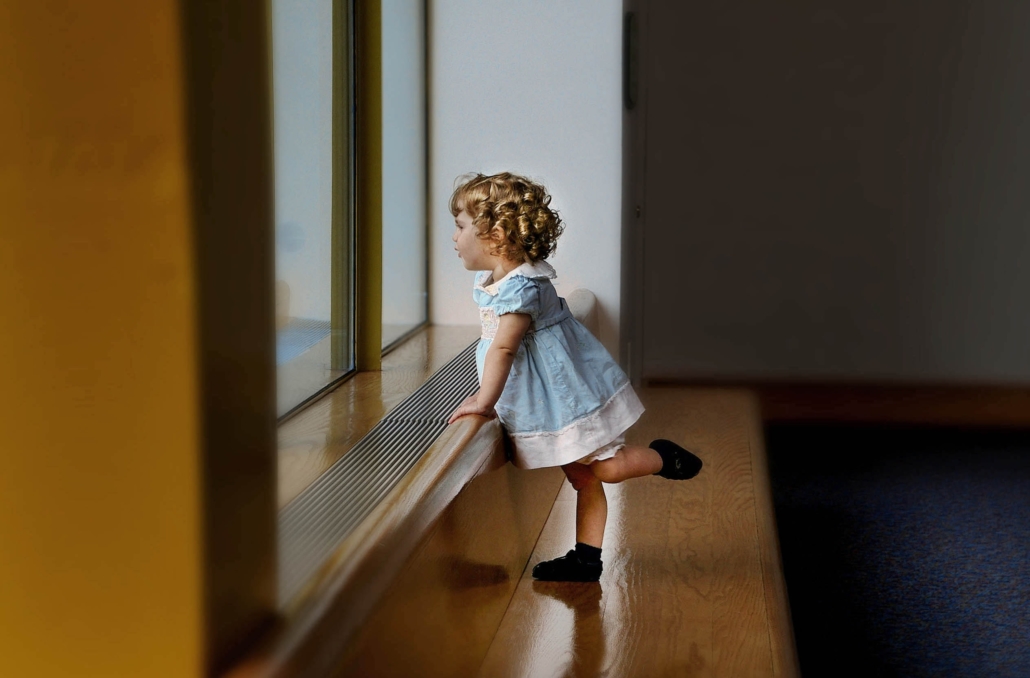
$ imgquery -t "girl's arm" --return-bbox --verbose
[447,312,532,424]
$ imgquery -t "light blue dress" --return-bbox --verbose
[474,261,645,469]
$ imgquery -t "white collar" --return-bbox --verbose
[475,260,557,296]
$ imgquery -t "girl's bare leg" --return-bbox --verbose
[590,444,663,484]
[533,442,701,581]
[559,446,669,548]
[532,462,608,581]
[561,461,607,547]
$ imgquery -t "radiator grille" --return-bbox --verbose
[277,341,480,606]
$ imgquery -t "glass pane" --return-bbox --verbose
[381,0,427,349]
[272,0,353,416]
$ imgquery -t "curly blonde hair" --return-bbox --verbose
[449,172,564,263]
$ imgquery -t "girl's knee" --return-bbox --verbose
[563,463,602,492]
[590,457,623,484]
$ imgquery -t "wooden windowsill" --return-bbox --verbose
[277,324,480,508]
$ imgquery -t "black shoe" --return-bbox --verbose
[650,439,703,480]
[532,550,603,582]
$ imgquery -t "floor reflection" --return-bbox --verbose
[439,555,510,590]
[531,582,605,678]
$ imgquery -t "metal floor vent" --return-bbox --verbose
[277,341,480,606]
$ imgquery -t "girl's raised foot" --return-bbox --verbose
[650,439,703,480]
[532,548,602,582]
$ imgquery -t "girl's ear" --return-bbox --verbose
[488,225,507,242]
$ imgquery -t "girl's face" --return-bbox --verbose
[452,208,497,271]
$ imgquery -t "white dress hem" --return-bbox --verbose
[507,381,645,469]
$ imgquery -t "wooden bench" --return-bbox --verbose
[338,387,799,677]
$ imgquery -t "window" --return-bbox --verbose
[381,0,427,348]
[271,0,354,416]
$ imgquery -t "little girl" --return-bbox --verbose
[446,172,702,582]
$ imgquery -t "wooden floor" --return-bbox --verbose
[478,387,796,678]
[756,382,1030,427]
[337,387,798,677]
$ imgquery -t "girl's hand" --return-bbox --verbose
[447,393,496,424]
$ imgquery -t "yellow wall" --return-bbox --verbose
[0,3,202,676]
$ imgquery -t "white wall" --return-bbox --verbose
[429,0,624,354]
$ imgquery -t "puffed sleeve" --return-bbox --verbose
[492,276,540,320]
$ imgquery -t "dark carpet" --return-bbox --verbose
[766,424,1030,678]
